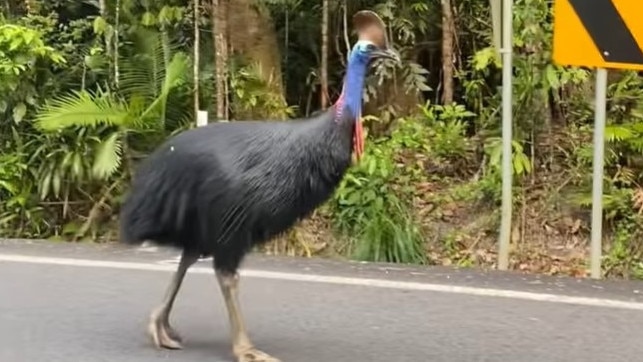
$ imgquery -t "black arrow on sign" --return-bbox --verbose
[568,0,643,65]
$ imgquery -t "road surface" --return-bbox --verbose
[2,239,643,362]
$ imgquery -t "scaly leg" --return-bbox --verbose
[148,250,199,349]
[216,270,281,362]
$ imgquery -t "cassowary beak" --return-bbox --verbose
[371,48,400,63]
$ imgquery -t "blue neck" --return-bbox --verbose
[338,51,368,120]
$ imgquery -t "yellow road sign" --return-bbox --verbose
[553,0,643,70]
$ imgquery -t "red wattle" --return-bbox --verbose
[353,118,364,161]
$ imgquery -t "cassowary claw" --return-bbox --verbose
[236,347,282,362]
[148,309,184,350]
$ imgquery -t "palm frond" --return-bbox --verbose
[35,89,129,132]
[119,32,166,100]
[118,63,159,101]
[163,96,193,130]
[135,52,190,125]
[161,52,190,95]
[119,28,185,102]
[92,131,123,180]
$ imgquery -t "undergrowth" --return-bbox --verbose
[4,1,643,280]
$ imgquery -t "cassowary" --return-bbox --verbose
[119,9,399,362]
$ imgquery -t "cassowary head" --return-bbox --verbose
[350,10,400,65]
[339,10,400,162]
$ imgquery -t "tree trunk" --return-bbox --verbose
[320,0,329,109]
[99,0,109,64]
[193,0,200,117]
[114,0,120,88]
[211,0,229,121]
[228,0,287,119]
[440,0,455,105]
[24,0,35,14]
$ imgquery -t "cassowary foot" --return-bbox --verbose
[236,347,282,362]
[148,309,183,350]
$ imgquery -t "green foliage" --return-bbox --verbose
[419,101,473,160]
[229,61,296,120]
[0,20,71,237]
[0,149,44,237]
[0,22,65,123]
[3,0,643,279]
[0,8,193,239]
[330,101,476,265]
[568,74,643,228]
[34,47,191,181]
[362,0,433,116]
[484,138,532,177]
[601,206,643,279]
[331,122,426,265]
[35,88,130,131]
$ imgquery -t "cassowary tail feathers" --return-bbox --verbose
[118,151,199,249]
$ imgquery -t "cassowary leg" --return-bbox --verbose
[148,250,199,350]
[216,270,281,362]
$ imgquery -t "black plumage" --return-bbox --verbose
[120,109,354,272]
[118,9,399,362]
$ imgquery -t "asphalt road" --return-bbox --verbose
[2,239,643,362]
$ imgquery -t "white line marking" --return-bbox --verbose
[2,253,643,311]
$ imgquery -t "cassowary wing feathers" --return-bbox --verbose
[119,107,354,272]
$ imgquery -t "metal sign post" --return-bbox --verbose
[553,0,643,279]
[497,0,514,271]
[590,69,608,279]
